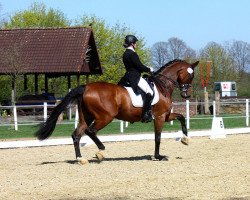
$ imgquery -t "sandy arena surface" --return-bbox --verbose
[0,134,249,200]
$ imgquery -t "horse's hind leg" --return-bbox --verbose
[166,113,189,145]
[85,118,113,162]
[71,102,92,164]
[72,122,88,164]
[85,125,105,161]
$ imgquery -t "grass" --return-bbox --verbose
[0,115,248,140]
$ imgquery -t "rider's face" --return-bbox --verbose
[132,43,137,49]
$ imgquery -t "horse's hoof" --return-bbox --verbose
[152,155,169,161]
[95,150,105,161]
[181,137,189,145]
[77,157,89,165]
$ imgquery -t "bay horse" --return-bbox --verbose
[35,59,199,164]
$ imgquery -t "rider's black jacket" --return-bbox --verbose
[119,48,150,94]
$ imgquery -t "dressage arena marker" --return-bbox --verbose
[0,128,249,149]
[210,117,226,139]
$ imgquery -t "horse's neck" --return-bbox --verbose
[163,65,179,81]
[155,64,180,97]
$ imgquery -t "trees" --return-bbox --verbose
[197,41,250,96]
[226,40,250,75]
[151,37,250,97]
[3,2,70,28]
[151,37,196,70]
[199,42,236,83]
[151,42,168,69]
[0,43,27,103]
[76,15,151,83]
[167,37,196,61]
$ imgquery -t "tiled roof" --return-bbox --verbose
[0,27,102,75]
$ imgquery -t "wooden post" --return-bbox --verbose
[204,92,209,114]
[67,75,72,120]
[35,74,38,95]
[77,74,80,86]
[45,74,48,93]
[11,76,15,105]
[24,74,28,95]
[67,75,71,91]
[215,91,220,115]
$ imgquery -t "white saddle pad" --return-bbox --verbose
[125,84,160,107]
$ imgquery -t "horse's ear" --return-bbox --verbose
[191,61,199,68]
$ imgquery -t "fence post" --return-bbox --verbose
[68,89,72,120]
[69,104,72,121]
[125,121,129,128]
[120,120,124,133]
[246,99,249,127]
[13,105,18,131]
[186,100,190,129]
[75,105,78,129]
[170,107,173,125]
[43,102,47,122]
[213,101,216,118]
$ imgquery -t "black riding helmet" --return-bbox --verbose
[123,35,138,47]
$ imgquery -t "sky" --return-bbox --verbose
[0,0,250,51]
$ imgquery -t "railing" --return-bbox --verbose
[0,99,249,132]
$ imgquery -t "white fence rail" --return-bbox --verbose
[0,99,249,132]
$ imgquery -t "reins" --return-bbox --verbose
[150,73,178,97]
[151,68,192,97]
[156,73,180,88]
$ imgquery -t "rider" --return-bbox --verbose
[121,35,154,123]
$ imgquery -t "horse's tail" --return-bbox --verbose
[34,85,85,140]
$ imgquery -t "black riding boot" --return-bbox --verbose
[141,93,153,123]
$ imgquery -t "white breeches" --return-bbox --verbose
[138,77,154,95]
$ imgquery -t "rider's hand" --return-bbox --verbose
[149,67,154,72]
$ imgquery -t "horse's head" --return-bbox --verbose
[176,60,199,98]
[153,59,199,98]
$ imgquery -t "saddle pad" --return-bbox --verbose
[125,84,159,107]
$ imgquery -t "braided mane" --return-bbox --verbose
[154,59,186,75]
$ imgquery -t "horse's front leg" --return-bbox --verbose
[153,115,168,161]
[166,113,189,145]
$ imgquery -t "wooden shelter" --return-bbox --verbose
[0,27,102,97]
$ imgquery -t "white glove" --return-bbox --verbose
[148,67,154,72]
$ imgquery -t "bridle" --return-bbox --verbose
[156,73,180,89]
[153,67,193,98]
[156,72,192,89]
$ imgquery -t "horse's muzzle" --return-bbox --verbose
[180,91,191,99]
[180,84,191,99]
